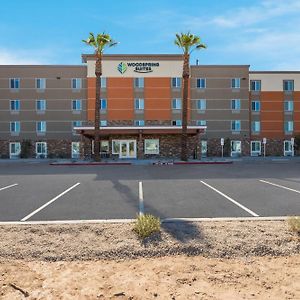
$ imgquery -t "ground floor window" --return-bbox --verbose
[36,142,47,158]
[231,140,241,156]
[144,139,159,155]
[251,141,261,156]
[112,139,136,158]
[71,142,80,159]
[92,140,109,154]
[201,140,207,157]
[9,142,21,159]
[284,140,293,156]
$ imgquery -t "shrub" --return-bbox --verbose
[288,216,300,234]
[133,214,161,239]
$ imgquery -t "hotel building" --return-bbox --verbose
[0,54,299,159]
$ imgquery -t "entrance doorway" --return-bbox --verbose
[112,140,137,159]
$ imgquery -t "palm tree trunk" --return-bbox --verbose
[94,53,102,162]
[181,53,189,161]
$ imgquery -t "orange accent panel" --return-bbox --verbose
[107,78,134,120]
[144,78,171,121]
[260,92,284,138]
[87,78,96,121]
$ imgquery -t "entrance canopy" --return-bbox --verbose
[74,126,206,139]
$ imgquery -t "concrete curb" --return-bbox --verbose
[0,216,291,225]
[50,162,132,166]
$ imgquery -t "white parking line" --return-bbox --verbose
[21,182,81,222]
[139,181,144,216]
[200,181,259,217]
[0,183,18,192]
[260,180,300,195]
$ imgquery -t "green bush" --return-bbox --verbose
[288,216,300,234]
[133,214,161,239]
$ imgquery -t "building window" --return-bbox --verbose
[171,77,181,88]
[196,78,206,89]
[172,120,182,126]
[36,99,46,112]
[231,99,241,110]
[9,142,21,159]
[100,120,107,127]
[134,120,145,126]
[284,140,293,156]
[72,99,82,111]
[10,100,20,111]
[251,141,261,156]
[10,121,20,133]
[36,121,46,133]
[36,142,47,158]
[196,120,206,126]
[71,142,80,159]
[231,140,241,155]
[112,140,120,154]
[172,98,182,110]
[283,80,294,91]
[250,80,261,91]
[91,140,110,155]
[231,120,241,132]
[36,78,46,89]
[100,99,107,110]
[10,78,20,89]
[284,121,293,132]
[251,100,260,112]
[197,99,206,110]
[101,77,106,88]
[231,78,240,89]
[72,78,82,89]
[284,101,294,112]
[134,78,144,88]
[72,121,82,134]
[144,139,159,155]
[134,98,144,110]
[251,121,260,133]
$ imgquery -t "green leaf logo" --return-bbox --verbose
[118,62,127,74]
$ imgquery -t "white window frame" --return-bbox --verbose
[100,120,107,127]
[9,142,21,159]
[10,78,20,89]
[10,100,20,111]
[134,98,144,110]
[250,80,261,91]
[36,99,46,112]
[71,142,80,159]
[251,141,261,156]
[134,78,144,88]
[144,139,159,155]
[172,98,182,110]
[231,140,242,156]
[35,142,47,158]
[283,80,294,92]
[284,101,294,112]
[251,121,260,133]
[197,99,206,110]
[36,121,46,133]
[284,121,293,132]
[196,78,206,89]
[284,140,293,156]
[231,120,241,132]
[72,99,82,111]
[36,78,46,89]
[171,77,181,88]
[100,99,107,110]
[72,78,82,89]
[231,78,241,89]
[251,100,260,112]
[10,121,20,133]
[231,99,241,110]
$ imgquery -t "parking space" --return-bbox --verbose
[0,161,299,222]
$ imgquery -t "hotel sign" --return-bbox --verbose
[117,62,160,74]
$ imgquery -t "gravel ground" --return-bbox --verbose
[0,220,299,261]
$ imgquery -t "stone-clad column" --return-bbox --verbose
[138,132,143,159]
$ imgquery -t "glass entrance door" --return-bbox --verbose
[9,142,21,159]
[119,140,136,158]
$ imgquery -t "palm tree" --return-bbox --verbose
[82,33,117,161]
[174,32,206,161]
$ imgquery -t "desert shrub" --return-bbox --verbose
[288,216,300,234]
[133,214,161,239]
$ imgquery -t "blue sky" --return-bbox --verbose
[1,0,300,70]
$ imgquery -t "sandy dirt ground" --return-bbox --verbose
[0,220,299,299]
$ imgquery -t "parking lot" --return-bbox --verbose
[0,160,299,222]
